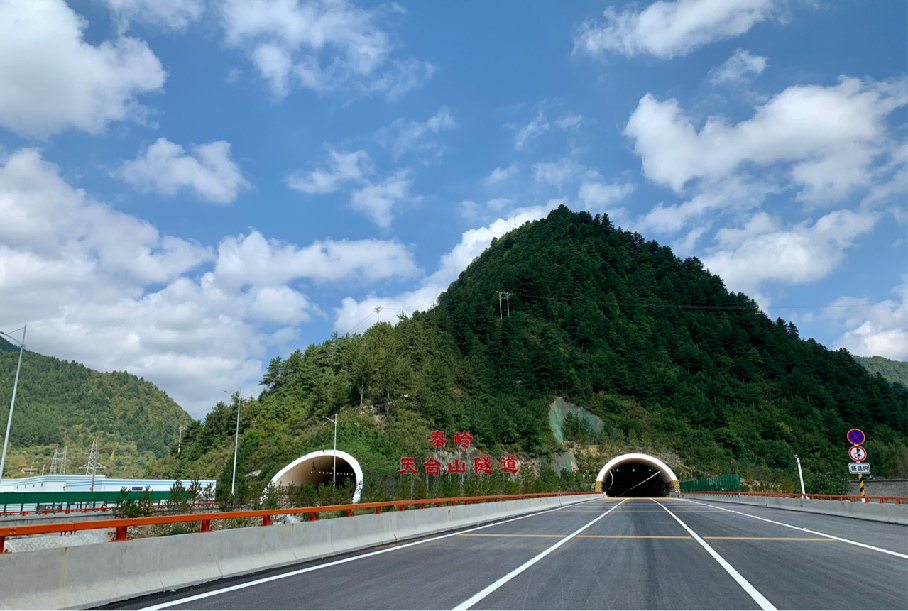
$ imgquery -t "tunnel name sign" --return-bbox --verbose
[398,431,519,475]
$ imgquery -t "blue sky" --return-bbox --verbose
[0,0,905,417]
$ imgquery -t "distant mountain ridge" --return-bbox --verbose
[0,337,192,478]
[853,355,908,388]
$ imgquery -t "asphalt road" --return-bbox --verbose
[107,497,908,610]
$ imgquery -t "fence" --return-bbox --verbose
[679,474,741,493]
[0,489,172,513]
[0,491,593,553]
[682,490,905,503]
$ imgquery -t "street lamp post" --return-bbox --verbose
[324,414,338,487]
[223,389,242,497]
[0,325,26,487]
[795,454,806,499]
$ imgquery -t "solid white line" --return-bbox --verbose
[452,499,626,610]
[653,500,776,611]
[692,500,908,559]
[142,497,609,610]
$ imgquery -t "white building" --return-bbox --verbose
[0,474,216,494]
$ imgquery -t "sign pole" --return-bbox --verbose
[858,473,864,498]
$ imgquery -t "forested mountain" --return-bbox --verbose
[0,339,192,478]
[151,207,907,497]
[854,355,908,388]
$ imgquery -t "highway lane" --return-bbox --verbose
[105,497,908,610]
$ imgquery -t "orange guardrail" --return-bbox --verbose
[0,491,594,553]
[681,491,907,504]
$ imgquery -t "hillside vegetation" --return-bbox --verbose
[0,339,191,478]
[854,355,908,388]
[150,207,907,497]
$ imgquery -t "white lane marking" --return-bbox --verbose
[691,500,908,560]
[653,500,776,611]
[142,498,611,610]
[452,499,627,610]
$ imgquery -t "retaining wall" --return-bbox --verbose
[0,494,598,610]
[683,493,908,525]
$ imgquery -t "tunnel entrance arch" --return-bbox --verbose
[595,453,679,497]
[269,450,364,503]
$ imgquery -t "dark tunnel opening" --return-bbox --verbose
[604,461,670,497]
[304,456,356,489]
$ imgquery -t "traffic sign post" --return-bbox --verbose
[847,430,868,499]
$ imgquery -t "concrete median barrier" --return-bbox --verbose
[683,493,908,525]
[0,494,598,609]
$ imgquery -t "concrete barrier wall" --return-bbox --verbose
[683,494,908,525]
[0,494,598,610]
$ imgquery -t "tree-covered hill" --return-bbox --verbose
[854,355,908,388]
[151,207,907,498]
[0,339,192,478]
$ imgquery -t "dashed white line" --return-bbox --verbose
[452,499,626,610]
[141,498,606,610]
[653,500,777,611]
[691,500,908,559]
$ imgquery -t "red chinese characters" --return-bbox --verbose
[499,456,519,473]
[423,458,442,475]
[398,457,418,474]
[473,456,493,474]
[429,430,448,449]
[453,431,473,450]
[447,459,467,473]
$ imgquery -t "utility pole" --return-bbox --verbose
[83,440,103,492]
[374,306,383,323]
[177,425,183,455]
[0,325,26,487]
[324,414,338,487]
[497,292,511,319]
[223,390,242,496]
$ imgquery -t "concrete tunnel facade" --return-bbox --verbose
[269,450,364,503]
[595,453,679,497]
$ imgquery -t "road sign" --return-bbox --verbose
[847,429,865,445]
[848,463,871,474]
[848,445,867,462]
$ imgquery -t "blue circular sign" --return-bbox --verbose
[847,429,865,445]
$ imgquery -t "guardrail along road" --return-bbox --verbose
[104,496,907,610]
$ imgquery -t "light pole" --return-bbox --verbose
[795,454,806,499]
[0,325,26,487]
[223,389,242,496]
[324,414,338,487]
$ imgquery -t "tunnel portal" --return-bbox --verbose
[269,450,364,503]
[595,453,678,498]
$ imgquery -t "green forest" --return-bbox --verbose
[0,340,191,477]
[149,207,908,499]
[853,355,908,389]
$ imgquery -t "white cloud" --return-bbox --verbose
[333,205,555,334]
[513,110,549,150]
[220,0,432,100]
[100,0,205,32]
[377,107,457,160]
[624,77,908,202]
[532,159,588,189]
[637,175,774,234]
[350,170,413,228]
[578,181,636,212]
[702,209,879,301]
[117,138,251,204]
[826,281,908,360]
[0,147,421,415]
[213,230,418,287]
[0,0,165,139]
[287,149,371,194]
[710,49,767,85]
[483,163,519,186]
[574,0,776,59]
[555,113,583,130]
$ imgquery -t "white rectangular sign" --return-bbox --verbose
[848,462,871,474]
